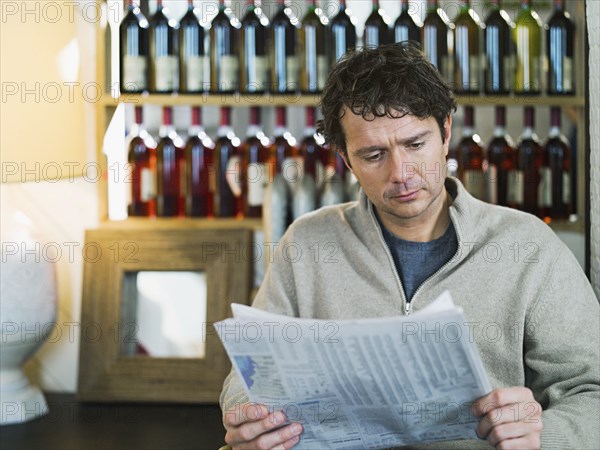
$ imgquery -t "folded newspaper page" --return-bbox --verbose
[215,291,492,449]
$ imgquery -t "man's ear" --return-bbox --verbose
[443,116,453,157]
[337,148,353,171]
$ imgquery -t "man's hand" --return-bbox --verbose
[223,403,303,450]
[473,387,543,450]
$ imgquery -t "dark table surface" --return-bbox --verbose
[0,393,226,450]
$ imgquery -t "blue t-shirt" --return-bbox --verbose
[380,221,459,302]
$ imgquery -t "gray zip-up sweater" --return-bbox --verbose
[220,178,600,449]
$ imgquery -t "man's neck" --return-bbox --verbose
[376,189,452,242]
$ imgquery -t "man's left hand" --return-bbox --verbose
[472,387,543,450]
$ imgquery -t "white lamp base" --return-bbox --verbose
[0,369,49,425]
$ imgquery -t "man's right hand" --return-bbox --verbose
[223,403,303,450]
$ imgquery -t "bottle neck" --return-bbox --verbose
[159,124,176,138]
[522,127,534,139]
[426,0,438,13]
[493,126,506,137]
[400,0,408,13]
[553,0,565,10]
[372,0,380,12]
[548,126,561,138]
[462,127,474,138]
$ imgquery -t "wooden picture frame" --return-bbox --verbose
[77,225,252,403]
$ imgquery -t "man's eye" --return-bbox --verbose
[365,152,383,161]
[410,142,424,150]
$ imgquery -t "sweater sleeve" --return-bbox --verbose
[219,228,300,415]
[524,244,600,449]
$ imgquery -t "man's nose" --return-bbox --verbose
[388,151,417,183]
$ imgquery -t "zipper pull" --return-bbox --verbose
[404,301,412,316]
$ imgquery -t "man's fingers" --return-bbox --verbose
[477,401,542,439]
[485,421,542,449]
[235,423,303,450]
[227,411,288,445]
[473,387,535,417]
[224,403,270,428]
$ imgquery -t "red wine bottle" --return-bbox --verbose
[127,106,156,216]
[546,0,575,95]
[394,0,421,44]
[456,106,485,200]
[156,106,185,216]
[149,0,179,93]
[120,0,149,93]
[186,106,215,217]
[179,0,207,93]
[299,0,328,93]
[422,0,452,82]
[214,107,241,217]
[240,0,270,94]
[484,0,515,95]
[541,107,572,220]
[241,107,271,217]
[210,0,240,93]
[270,106,297,175]
[270,0,299,93]
[364,0,391,49]
[453,0,483,94]
[300,107,320,180]
[486,106,516,207]
[515,106,543,215]
[329,0,357,64]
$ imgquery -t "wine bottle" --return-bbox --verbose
[271,0,299,93]
[179,0,207,94]
[300,107,321,181]
[486,106,516,207]
[541,107,572,220]
[320,144,346,206]
[515,106,543,215]
[127,106,156,216]
[329,0,357,64]
[546,0,575,95]
[394,0,421,45]
[263,173,290,245]
[513,0,542,95]
[456,106,485,200]
[149,0,179,93]
[120,0,149,93]
[270,106,298,177]
[453,0,483,94]
[484,0,515,95]
[156,107,185,217]
[364,0,391,49]
[240,0,269,94]
[242,107,271,217]
[299,0,328,93]
[422,0,452,82]
[186,106,215,217]
[210,0,240,93]
[214,107,241,217]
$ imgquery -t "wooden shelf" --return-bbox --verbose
[100,94,586,108]
[98,217,263,231]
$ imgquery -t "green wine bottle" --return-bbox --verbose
[513,0,542,95]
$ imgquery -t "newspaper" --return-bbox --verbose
[215,291,492,449]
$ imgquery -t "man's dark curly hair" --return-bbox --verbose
[317,42,457,157]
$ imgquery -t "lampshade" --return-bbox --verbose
[0,1,88,183]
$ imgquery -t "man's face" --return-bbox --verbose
[341,109,451,228]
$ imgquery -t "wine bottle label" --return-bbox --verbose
[282,156,303,185]
[469,55,480,90]
[225,155,242,197]
[507,170,523,205]
[141,167,155,202]
[124,56,148,91]
[487,164,498,204]
[563,56,573,92]
[246,56,269,92]
[446,158,458,178]
[503,55,515,92]
[247,162,268,206]
[538,167,552,208]
[317,55,328,91]
[185,56,206,91]
[532,56,542,90]
[155,55,178,91]
[126,163,134,206]
[562,171,571,205]
[463,170,485,201]
[286,56,299,90]
[208,163,216,193]
[219,55,239,91]
[441,55,453,83]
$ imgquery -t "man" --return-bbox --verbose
[220,44,599,449]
